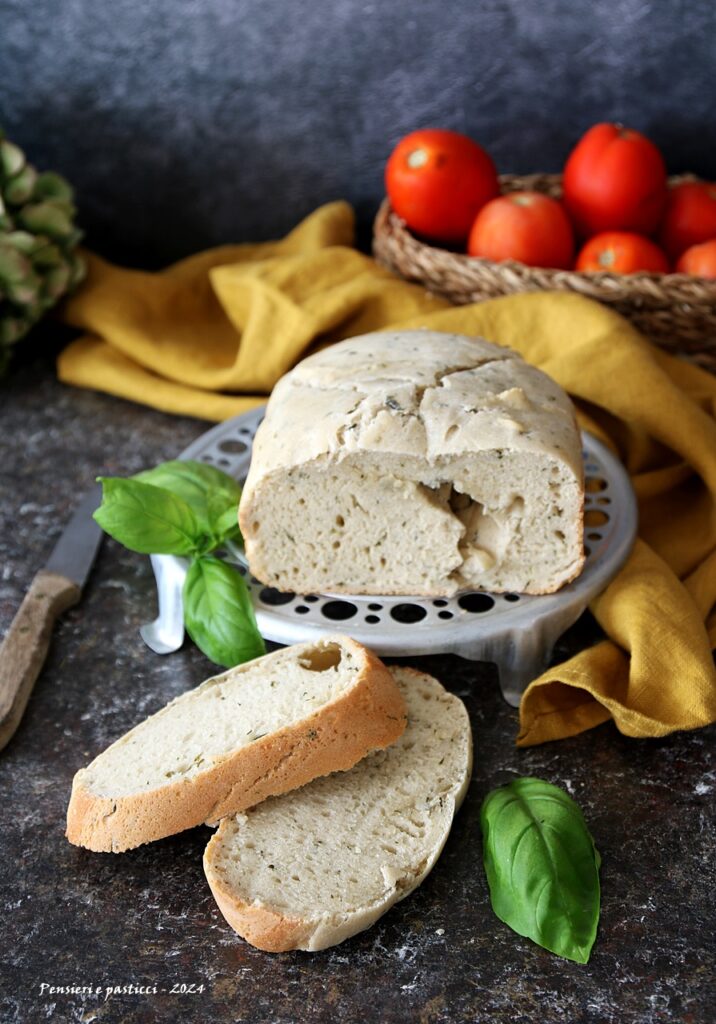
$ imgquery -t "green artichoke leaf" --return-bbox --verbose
[0,243,31,282]
[18,201,75,241]
[43,264,72,301]
[2,230,39,255]
[4,165,37,205]
[30,241,63,268]
[0,244,42,305]
[33,171,74,203]
[0,139,25,179]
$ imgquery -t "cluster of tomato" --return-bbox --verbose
[384,124,716,277]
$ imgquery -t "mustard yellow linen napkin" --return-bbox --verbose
[58,201,716,746]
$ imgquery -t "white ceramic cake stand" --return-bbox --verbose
[141,407,637,706]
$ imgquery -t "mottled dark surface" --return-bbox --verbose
[1,352,714,1024]
[1,0,716,265]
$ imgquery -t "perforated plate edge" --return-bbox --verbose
[147,406,638,705]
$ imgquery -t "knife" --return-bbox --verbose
[0,484,103,752]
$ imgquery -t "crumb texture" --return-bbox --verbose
[240,330,584,596]
[82,639,359,798]
[66,635,406,853]
[204,667,472,952]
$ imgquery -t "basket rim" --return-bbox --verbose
[374,193,716,295]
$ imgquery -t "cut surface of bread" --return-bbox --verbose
[240,330,585,596]
[66,637,406,853]
[204,667,472,952]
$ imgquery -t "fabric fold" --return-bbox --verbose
[57,201,716,746]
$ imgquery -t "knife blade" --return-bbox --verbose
[0,484,104,752]
[43,484,104,588]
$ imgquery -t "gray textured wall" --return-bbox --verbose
[1,0,714,265]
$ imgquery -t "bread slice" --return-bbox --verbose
[240,330,585,596]
[203,667,472,952]
[66,637,406,853]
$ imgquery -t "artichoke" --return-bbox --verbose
[0,129,85,373]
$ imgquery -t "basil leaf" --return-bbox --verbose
[93,477,204,555]
[209,501,242,542]
[182,556,265,668]
[134,460,242,544]
[480,778,601,964]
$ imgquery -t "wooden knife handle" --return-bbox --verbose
[0,569,81,753]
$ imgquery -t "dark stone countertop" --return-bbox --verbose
[1,351,714,1024]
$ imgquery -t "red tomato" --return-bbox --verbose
[385,128,499,243]
[676,239,716,278]
[658,181,716,260]
[467,191,574,269]
[563,123,667,236]
[575,231,670,274]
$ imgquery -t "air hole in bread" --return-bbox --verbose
[297,643,343,673]
[448,488,472,515]
[506,496,524,516]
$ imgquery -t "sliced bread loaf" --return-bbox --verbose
[66,636,406,853]
[203,667,472,952]
[240,329,585,596]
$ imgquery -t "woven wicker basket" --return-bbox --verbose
[373,173,716,372]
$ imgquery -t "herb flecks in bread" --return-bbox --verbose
[66,637,405,853]
[240,330,585,597]
[204,667,472,952]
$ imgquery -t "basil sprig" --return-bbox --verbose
[94,460,265,668]
[480,777,601,964]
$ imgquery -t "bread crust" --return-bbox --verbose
[203,667,472,952]
[66,638,406,853]
[239,329,586,597]
[206,868,314,953]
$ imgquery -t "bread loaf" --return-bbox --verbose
[204,666,472,952]
[240,330,584,596]
[66,636,406,852]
